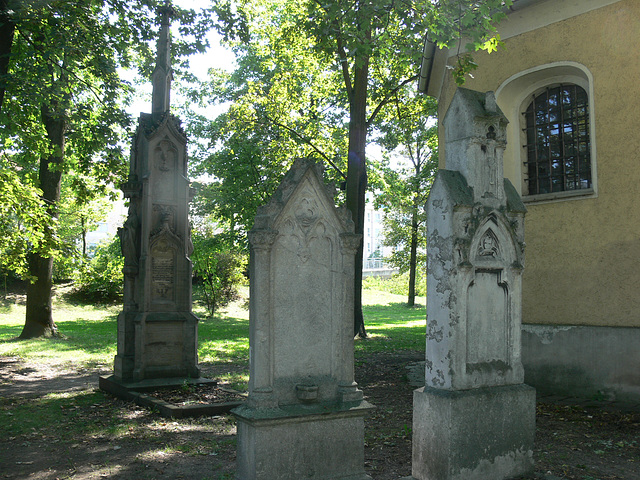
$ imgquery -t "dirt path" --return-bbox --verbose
[1,353,639,480]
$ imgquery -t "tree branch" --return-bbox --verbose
[258,114,346,180]
[367,74,418,126]
[336,35,353,103]
[16,28,111,107]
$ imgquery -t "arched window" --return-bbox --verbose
[496,62,597,202]
[523,84,591,196]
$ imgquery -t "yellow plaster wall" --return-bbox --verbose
[437,0,640,327]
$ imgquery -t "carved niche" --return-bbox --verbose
[465,215,517,370]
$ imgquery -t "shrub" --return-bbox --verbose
[72,236,123,302]
[363,270,426,298]
[191,232,246,317]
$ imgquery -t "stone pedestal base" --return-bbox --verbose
[114,311,200,382]
[232,401,374,480]
[410,384,535,480]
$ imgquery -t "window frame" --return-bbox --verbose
[496,62,597,204]
[523,83,592,197]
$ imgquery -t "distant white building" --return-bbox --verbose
[362,193,397,277]
[85,197,127,251]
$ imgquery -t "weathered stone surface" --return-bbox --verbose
[411,88,535,480]
[107,8,199,385]
[411,384,535,480]
[233,158,372,480]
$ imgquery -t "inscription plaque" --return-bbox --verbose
[151,239,176,301]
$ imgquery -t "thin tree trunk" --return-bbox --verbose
[81,216,87,258]
[408,210,418,306]
[346,50,369,338]
[408,157,422,307]
[20,102,65,339]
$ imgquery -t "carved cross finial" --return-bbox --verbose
[151,2,174,114]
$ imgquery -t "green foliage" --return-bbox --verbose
[53,179,118,281]
[363,271,426,298]
[0,154,50,279]
[191,232,246,317]
[72,236,123,302]
[423,0,513,83]
[370,87,437,304]
[185,0,348,242]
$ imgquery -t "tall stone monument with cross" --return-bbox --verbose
[100,6,201,391]
[232,158,373,480]
[408,88,535,480]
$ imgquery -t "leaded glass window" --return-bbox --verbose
[523,84,591,196]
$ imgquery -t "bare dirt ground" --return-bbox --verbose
[1,352,639,480]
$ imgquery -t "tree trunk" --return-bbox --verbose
[0,0,15,111]
[20,102,66,339]
[81,216,87,258]
[346,51,369,338]
[408,209,418,307]
[22,253,57,338]
[407,161,421,307]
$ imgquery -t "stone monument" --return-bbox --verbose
[408,88,535,480]
[232,158,373,480]
[100,6,201,391]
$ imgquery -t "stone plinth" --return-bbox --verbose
[233,159,372,480]
[234,403,371,480]
[412,385,535,480]
[410,88,535,480]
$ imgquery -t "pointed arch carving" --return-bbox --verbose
[469,213,518,267]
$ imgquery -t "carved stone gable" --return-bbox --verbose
[234,158,372,480]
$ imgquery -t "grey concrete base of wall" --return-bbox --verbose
[522,325,640,403]
[232,401,373,480]
[410,384,535,480]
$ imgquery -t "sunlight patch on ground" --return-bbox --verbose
[366,319,425,330]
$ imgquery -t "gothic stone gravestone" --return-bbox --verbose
[408,88,535,480]
[232,158,373,480]
[100,7,202,392]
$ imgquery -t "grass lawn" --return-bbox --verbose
[0,285,426,389]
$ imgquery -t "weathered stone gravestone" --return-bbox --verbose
[100,7,201,391]
[232,158,373,480]
[408,88,535,480]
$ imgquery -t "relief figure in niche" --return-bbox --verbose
[152,205,176,237]
[118,201,140,270]
[478,228,500,258]
[154,139,177,173]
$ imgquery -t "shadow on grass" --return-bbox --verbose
[199,315,249,364]
[0,389,237,480]
[1,317,118,354]
[358,302,426,355]
[61,289,122,308]
[0,362,107,403]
